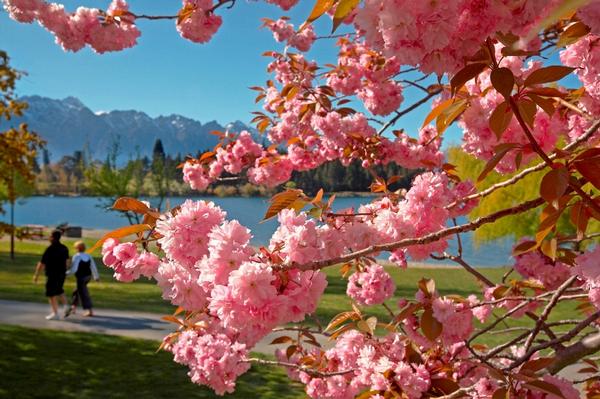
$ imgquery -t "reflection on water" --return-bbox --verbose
[3,196,513,267]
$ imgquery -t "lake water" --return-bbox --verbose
[2,196,514,267]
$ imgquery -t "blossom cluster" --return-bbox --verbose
[164,327,250,395]
[513,247,571,290]
[353,0,556,75]
[266,18,316,52]
[327,39,403,116]
[101,238,160,282]
[560,34,600,141]
[574,246,600,309]
[176,0,222,44]
[3,0,140,53]
[104,199,330,391]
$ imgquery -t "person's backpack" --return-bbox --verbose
[76,258,92,278]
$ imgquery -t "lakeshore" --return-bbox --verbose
[1,196,514,267]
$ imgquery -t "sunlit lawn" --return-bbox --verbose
[0,239,583,347]
[0,324,304,399]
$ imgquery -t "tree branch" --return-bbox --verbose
[279,197,544,272]
[549,330,600,374]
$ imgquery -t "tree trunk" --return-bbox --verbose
[10,199,15,260]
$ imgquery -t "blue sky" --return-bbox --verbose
[0,0,440,140]
[0,1,338,121]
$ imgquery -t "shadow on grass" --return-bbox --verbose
[0,324,304,399]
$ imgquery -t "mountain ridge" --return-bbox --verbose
[5,95,255,161]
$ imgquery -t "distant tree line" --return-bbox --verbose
[34,139,419,200]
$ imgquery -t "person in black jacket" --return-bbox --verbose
[33,230,69,320]
[65,241,100,317]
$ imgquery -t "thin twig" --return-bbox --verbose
[245,358,353,377]
[523,276,576,351]
[509,310,600,371]
[377,89,442,135]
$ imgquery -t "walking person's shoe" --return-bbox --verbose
[83,310,94,317]
[64,306,75,318]
[45,313,59,320]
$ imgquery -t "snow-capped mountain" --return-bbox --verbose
[7,95,256,161]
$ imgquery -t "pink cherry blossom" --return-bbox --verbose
[347,263,395,306]
[156,199,226,268]
[165,329,250,395]
[176,0,222,44]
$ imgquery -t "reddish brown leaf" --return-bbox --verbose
[270,336,294,345]
[477,144,519,182]
[522,380,567,398]
[422,98,453,127]
[304,0,335,25]
[263,189,305,221]
[450,63,488,96]
[492,388,508,399]
[557,21,591,47]
[513,240,538,256]
[527,93,556,116]
[516,98,537,128]
[436,99,468,134]
[574,156,600,190]
[489,101,513,139]
[88,224,151,254]
[526,87,567,98]
[540,166,569,204]
[490,67,515,99]
[325,311,357,333]
[421,308,443,341]
[524,66,575,87]
[113,197,151,215]
[570,201,590,237]
[431,378,460,395]
[286,344,298,359]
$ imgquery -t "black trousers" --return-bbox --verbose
[70,276,93,310]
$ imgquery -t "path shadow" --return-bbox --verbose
[63,314,168,331]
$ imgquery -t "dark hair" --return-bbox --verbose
[51,230,62,241]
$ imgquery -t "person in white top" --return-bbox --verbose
[64,241,99,317]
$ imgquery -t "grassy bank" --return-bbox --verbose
[0,324,304,398]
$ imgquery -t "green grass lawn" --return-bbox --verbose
[0,324,304,399]
[0,240,584,347]
[0,239,507,319]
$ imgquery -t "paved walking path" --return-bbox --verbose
[0,299,581,384]
[0,299,323,354]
